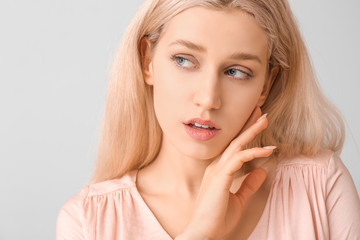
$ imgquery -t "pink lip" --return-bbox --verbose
[183,124,220,141]
[184,118,221,130]
[183,118,221,141]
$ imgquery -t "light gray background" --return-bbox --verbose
[0,0,359,239]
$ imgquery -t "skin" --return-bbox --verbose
[138,6,279,240]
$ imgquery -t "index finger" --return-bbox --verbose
[239,106,262,135]
[229,111,268,151]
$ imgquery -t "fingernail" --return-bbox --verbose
[263,146,277,150]
[256,113,268,122]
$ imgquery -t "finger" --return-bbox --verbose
[228,114,268,153]
[235,168,267,206]
[225,147,275,175]
[238,106,262,135]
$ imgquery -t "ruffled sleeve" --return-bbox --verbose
[326,153,360,239]
[56,186,89,240]
[55,170,172,240]
[250,150,360,240]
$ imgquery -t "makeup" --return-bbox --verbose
[183,123,220,141]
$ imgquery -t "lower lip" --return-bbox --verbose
[183,124,220,141]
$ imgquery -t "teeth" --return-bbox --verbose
[194,122,212,129]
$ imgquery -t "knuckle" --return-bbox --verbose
[244,150,255,159]
[240,147,264,160]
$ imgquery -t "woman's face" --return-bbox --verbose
[143,7,277,160]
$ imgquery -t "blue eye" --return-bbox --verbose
[176,57,186,65]
[226,68,251,80]
[172,56,195,68]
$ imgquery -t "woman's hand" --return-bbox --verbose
[176,107,275,240]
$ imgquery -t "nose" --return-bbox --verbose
[192,70,222,110]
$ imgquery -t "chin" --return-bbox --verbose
[181,142,224,161]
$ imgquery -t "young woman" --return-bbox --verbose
[56,0,360,239]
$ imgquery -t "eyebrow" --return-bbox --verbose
[229,52,262,64]
[169,39,262,64]
[169,39,206,52]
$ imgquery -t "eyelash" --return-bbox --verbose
[171,55,196,69]
[170,54,253,80]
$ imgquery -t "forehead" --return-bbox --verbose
[157,6,269,61]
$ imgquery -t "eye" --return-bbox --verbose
[225,68,252,80]
[172,55,195,68]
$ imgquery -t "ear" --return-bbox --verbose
[257,66,279,107]
[140,37,154,86]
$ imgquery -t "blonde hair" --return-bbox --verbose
[89,0,345,184]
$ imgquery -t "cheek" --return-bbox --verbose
[224,84,263,135]
[152,55,194,108]
[152,82,172,130]
[151,62,185,129]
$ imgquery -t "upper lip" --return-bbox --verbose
[184,118,221,130]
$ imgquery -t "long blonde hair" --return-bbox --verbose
[89,0,345,184]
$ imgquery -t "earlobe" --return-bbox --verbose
[257,66,279,107]
[140,37,154,86]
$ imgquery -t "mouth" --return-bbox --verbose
[187,122,217,130]
[183,118,221,141]
[184,118,221,130]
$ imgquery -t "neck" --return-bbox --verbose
[137,137,277,200]
[140,138,219,200]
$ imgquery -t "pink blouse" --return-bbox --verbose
[56,150,360,239]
